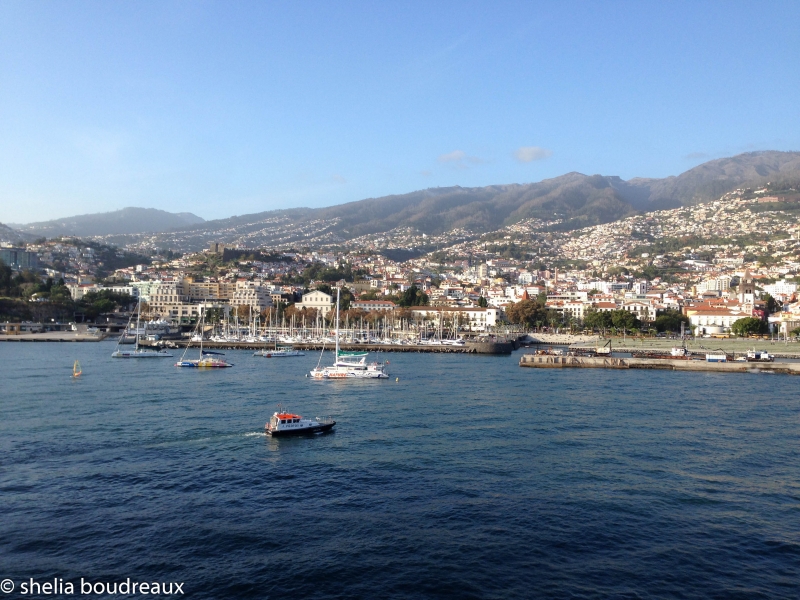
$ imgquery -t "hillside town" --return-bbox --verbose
[2,186,800,339]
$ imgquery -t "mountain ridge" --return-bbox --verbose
[12,207,206,237]
[7,151,800,249]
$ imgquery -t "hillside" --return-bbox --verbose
[13,151,800,251]
[13,207,206,237]
[0,222,33,244]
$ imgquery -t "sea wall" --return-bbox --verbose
[519,353,800,374]
[521,333,600,345]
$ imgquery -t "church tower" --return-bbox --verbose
[738,269,755,305]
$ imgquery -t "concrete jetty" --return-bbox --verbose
[520,353,800,374]
[0,332,109,342]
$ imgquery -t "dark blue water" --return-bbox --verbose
[1,342,798,599]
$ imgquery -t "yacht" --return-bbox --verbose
[310,287,389,379]
[254,346,305,358]
[265,409,335,437]
[112,299,173,358]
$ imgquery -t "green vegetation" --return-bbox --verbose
[583,308,641,332]
[77,290,136,320]
[284,262,368,285]
[504,299,561,328]
[395,285,429,307]
[654,309,690,332]
[731,317,768,336]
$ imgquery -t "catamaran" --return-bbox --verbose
[175,310,233,368]
[310,287,389,379]
[112,298,173,358]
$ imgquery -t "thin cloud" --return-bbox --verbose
[438,150,486,169]
[438,150,466,163]
[514,146,552,163]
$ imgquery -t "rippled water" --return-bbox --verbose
[1,342,798,598]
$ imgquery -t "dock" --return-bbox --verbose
[520,353,800,375]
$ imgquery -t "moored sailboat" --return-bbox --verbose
[310,287,389,379]
[112,298,172,358]
[176,310,233,368]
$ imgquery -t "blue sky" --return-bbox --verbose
[1,1,798,224]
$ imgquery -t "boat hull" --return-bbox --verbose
[112,351,173,358]
[267,422,335,436]
[175,361,233,368]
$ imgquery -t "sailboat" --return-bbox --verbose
[175,309,233,368]
[112,298,173,358]
[72,360,82,378]
[254,309,305,357]
[310,287,389,379]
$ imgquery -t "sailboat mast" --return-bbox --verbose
[135,298,141,351]
[335,286,340,358]
[199,308,204,358]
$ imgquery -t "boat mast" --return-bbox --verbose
[199,307,204,359]
[134,298,141,352]
[335,286,340,358]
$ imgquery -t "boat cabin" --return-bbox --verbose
[270,412,302,429]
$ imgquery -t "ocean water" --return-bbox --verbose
[1,342,798,599]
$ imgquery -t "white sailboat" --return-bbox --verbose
[310,287,389,379]
[112,298,173,358]
[254,308,305,357]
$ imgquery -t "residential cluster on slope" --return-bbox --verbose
[3,187,800,337]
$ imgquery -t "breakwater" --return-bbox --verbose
[0,332,109,342]
[520,353,800,374]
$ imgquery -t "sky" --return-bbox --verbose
[1,1,799,224]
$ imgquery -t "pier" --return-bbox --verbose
[520,353,800,374]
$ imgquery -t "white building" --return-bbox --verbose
[231,282,274,312]
[297,290,334,317]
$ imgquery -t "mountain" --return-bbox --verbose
[625,151,800,210]
[164,150,800,244]
[13,207,206,237]
[0,222,34,244]
[12,151,800,250]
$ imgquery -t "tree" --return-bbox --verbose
[654,309,690,332]
[477,296,488,307]
[762,293,779,315]
[583,308,612,330]
[610,309,640,331]
[731,317,768,336]
[397,285,429,307]
[505,299,547,328]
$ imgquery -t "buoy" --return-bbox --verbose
[395,377,399,382]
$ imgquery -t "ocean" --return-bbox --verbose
[1,342,798,598]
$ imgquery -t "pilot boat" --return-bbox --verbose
[265,409,335,437]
